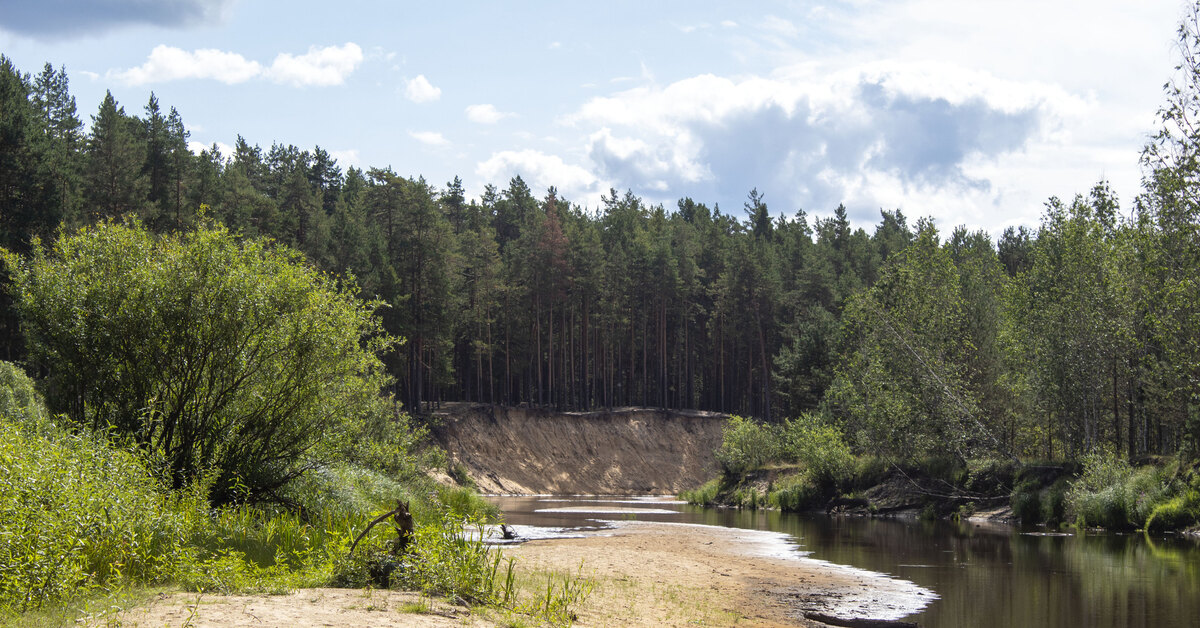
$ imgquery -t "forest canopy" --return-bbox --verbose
[4,2,1200,468]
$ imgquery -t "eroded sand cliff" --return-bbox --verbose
[430,404,727,495]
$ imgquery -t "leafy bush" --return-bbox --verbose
[780,413,852,486]
[714,415,779,476]
[0,360,572,623]
[1011,481,1043,524]
[2,222,396,505]
[768,474,824,511]
[0,361,47,429]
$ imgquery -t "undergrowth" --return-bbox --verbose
[0,361,587,625]
[687,410,1200,533]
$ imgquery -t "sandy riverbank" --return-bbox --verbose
[119,519,932,627]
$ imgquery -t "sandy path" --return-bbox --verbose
[120,520,933,627]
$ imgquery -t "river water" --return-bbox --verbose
[488,495,1200,627]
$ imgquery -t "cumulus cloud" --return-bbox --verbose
[409,131,450,147]
[404,75,441,103]
[568,62,1073,219]
[187,140,234,158]
[265,43,363,87]
[476,149,600,202]
[465,103,514,124]
[111,45,261,85]
[0,0,232,38]
[109,43,362,87]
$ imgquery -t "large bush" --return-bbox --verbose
[780,413,853,486]
[715,415,779,475]
[2,222,396,504]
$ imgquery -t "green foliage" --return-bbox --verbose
[828,223,995,460]
[2,221,395,504]
[779,413,853,486]
[768,474,824,511]
[1066,452,1174,529]
[400,510,504,603]
[1012,476,1068,526]
[0,361,46,428]
[680,478,721,506]
[1144,490,1200,532]
[0,359,584,623]
[0,372,204,611]
[714,415,779,476]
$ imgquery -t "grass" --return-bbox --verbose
[0,361,589,626]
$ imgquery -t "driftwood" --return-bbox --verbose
[803,612,919,628]
[347,500,414,558]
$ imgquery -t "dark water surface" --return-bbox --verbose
[488,495,1200,628]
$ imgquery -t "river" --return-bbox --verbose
[488,495,1200,627]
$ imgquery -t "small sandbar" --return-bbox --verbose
[504,518,936,626]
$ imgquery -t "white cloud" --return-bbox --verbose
[329,149,360,166]
[761,16,800,38]
[265,43,362,87]
[476,149,600,203]
[110,43,363,87]
[110,45,261,85]
[562,61,1092,232]
[409,131,449,147]
[405,74,441,103]
[187,140,234,158]
[465,103,514,124]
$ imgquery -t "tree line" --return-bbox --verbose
[4,0,1200,466]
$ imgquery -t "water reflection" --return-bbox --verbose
[488,496,1200,628]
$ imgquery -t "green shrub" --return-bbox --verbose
[1041,479,1068,524]
[400,510,503,603]
[769,474,824,511]
[715,415,779,476]
[849,456,891,491]
[780,413,853,487]
[3,222,396,505]
[1011,482,1043,524]
[0,409,204,610]
[1066,452,1174,529]
[680,478,721,506]
[0,362,47,429]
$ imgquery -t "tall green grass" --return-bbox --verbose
[0,363,205,611]
[1062,452,1200,531]
[0,361,587,624]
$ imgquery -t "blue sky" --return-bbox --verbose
[0,0,1186,234]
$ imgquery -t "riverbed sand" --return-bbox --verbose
[118,520,931,627]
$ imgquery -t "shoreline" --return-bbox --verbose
[119,518,933,627]
[502,519,934,627]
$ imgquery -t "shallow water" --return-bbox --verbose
[488,495,1200,627]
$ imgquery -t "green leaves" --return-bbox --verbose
[5,221,395,504]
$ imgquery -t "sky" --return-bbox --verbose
[0,0,1188,234]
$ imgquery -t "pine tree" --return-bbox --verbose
[84,91,147,221]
